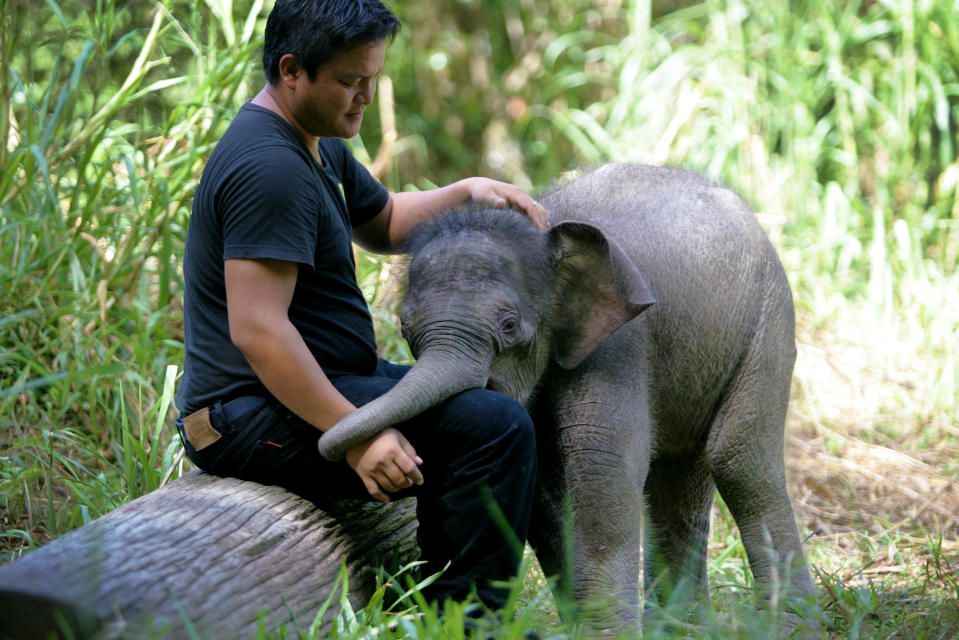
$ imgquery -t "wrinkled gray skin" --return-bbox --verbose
[319,163,817,635]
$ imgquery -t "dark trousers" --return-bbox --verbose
[176,359,537,610]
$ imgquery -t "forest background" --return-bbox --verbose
[1,0,957,637]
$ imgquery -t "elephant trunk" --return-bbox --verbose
[317,349,490,461]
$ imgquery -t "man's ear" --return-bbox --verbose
[548,221,654,369]
[277,53,301,87]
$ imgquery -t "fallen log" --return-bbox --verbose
[0,469,419,639]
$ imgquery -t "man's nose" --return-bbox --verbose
[356,79,375,104]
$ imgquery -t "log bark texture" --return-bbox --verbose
[0,470,419,639]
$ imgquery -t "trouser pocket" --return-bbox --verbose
[178,396,291,479]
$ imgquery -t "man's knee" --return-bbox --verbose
[432,388,535,456]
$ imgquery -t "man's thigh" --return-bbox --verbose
[329,360,409,408]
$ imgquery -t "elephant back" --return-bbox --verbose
[541,163,795,438]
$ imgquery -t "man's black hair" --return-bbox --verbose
[263,0,400,84]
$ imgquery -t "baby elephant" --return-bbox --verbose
[321,163,817,635]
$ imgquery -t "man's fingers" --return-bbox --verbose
[399,440,424,468]
[363,476,390,503]
[407,466,424,486]
[476,179,548,229]
[506,192,548,229]
[396,454,423,484]
[398,444,424,486]
[371,458,422,495]
[376,466,410,492]
[349,429,426,500]
[522,199,549,229]
[397,455,424,486]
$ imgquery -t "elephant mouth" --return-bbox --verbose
[485,375,525,404]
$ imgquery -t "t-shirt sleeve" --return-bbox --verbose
[217,146,319,267]
[330,140,390,228]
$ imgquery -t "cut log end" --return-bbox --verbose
[0,470,419,639]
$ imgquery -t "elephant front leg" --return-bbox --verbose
[551,401,649,636]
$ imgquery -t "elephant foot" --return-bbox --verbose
[572,593,640,639]
[780,601,826,640]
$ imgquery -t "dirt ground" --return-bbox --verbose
[786,330,959,593]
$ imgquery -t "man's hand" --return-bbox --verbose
[466,177,549,230]
[345,427,424,502]
[356,176,549,252]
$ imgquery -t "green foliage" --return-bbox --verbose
[1,0,264,554]
[1,0,957,638]
[534,0,957,283]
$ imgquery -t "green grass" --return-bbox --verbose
[2,0,957,638]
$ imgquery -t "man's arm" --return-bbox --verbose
[224,257,423,501]
[353,177,548,252]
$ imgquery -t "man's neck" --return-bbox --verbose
[251,84,321,162]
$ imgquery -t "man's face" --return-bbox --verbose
[290,40,387,140]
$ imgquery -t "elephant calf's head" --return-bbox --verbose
[401,206,655,405]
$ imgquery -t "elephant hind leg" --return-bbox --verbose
[643,453,715,610]
[704,362,816,627]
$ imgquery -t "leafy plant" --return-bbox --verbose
[1,0,264,558]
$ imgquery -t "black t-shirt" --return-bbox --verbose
[176,103,389,416]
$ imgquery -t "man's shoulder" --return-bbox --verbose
[230,102,293,133]
[216,104,309,162]
[205,110,313,186]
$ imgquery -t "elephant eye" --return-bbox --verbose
[497,311,521,341]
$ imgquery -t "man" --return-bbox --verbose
[175,0,547,617]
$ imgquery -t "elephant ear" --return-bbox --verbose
[548,221,655,369]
